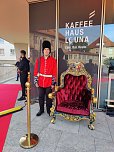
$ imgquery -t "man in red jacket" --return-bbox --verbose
[34,41,57,116]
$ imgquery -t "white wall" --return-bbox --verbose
[0,39,16,62]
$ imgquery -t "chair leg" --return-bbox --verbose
[50,105,56,124]
[88,113,96,130]
[51,115,56,124]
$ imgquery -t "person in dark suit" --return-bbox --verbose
[58,48,68,85]
[18,50,30,101]
[84,59,95,77]
[108,59,114,74]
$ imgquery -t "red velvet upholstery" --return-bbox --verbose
[56,74,91,116]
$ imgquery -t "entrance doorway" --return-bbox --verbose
[29,0,114,108]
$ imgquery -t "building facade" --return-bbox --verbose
[0,38,16,65]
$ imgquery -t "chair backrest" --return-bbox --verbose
[57,62,92,104]
[63,74,87,102]
[60,62,92,90]
[64,74,87,89]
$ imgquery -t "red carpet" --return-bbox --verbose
[0,84,21,152]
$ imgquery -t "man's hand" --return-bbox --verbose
[18,69,20,73]
[37,73,40,77]
[51,85,55,89]
[35,83,39,88]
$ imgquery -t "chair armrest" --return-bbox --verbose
[82,89,97,109]
[91,88,97,104]
[48,85,62,99]
[82,89,91,99]
[48,92,56,99]
[55,86,61,92]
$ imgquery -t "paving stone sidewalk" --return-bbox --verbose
[3,79,114,152]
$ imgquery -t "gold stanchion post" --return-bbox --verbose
[26,72,35,105]
[27,72,30,83]
[19,81,39,148]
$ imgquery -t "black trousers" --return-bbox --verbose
[20,74,28,97]
[16,72,20,81]
[38,87,52,114]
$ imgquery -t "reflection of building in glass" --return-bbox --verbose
[89,35,114,75]
[64,51,99,64]
[89,35,114,63]
[30,29,65,57]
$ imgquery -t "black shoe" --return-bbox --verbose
[36,111,44,116]
[18,96,26,101]
[25,100,27,104]
[47,108,51,116]
[47,111,50,116]
[16,80,18,81]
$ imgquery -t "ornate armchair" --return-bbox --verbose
[49,62,97,130]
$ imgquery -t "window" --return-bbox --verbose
[82,55,85,60]
[88,55,92,59]
[34,35,38,44]
[74,54,77,59]
[43,37,46,41]
[69,54,72,59]
[79,54,81,59]
[94,56,98,60]
[51,40,55,49]
[65,55,68,60]
[10,49,15,55]
[109,48,113,55]
[60,42,63,48]
[0,49,4,55]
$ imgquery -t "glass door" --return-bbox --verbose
[29,0,56,100]
[99,0,114,108]
[58,0,102,102]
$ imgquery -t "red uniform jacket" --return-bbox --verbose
[34,56,57,88]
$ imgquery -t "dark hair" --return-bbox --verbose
[20,50,26,56]
[89,59,92,63]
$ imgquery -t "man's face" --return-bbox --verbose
[20,53,23,57]
[20,53,25,58]
[44,48,50,56]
